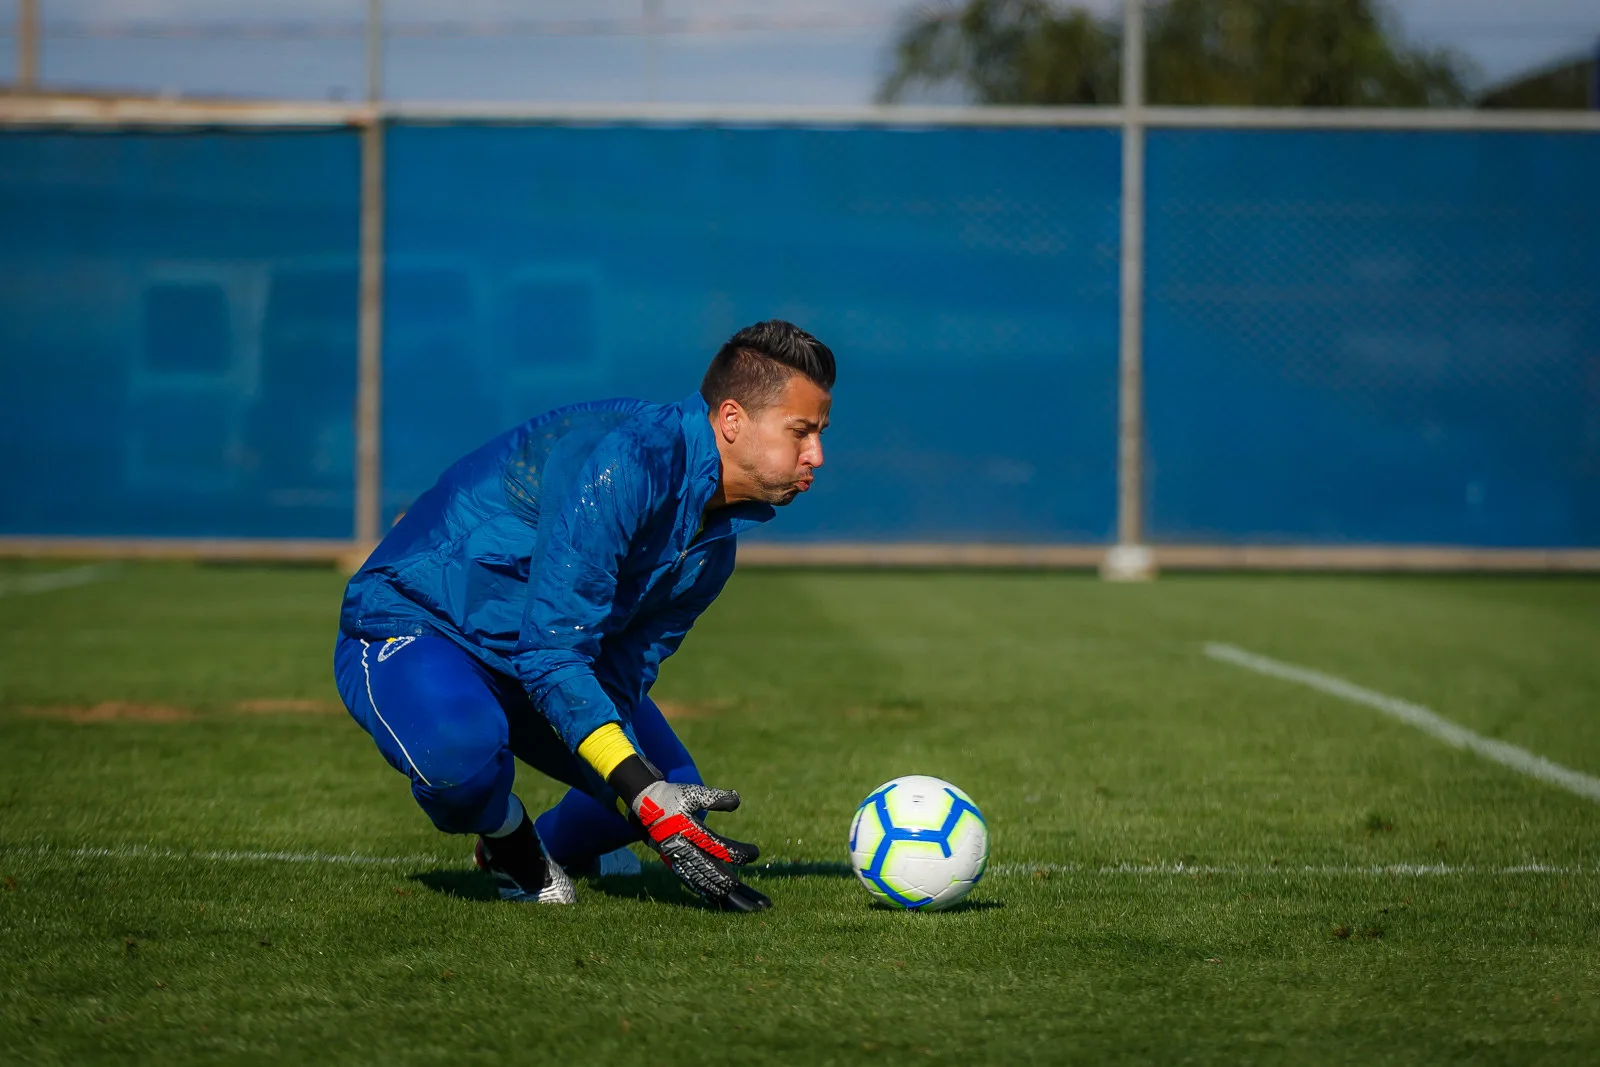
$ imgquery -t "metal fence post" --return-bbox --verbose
[1104,0,1155,580]
[353,116,385,560]
[351,0,386,564]
[367,0,384,107]
[17,0,38,90]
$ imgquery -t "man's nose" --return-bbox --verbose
[806,438,824,470]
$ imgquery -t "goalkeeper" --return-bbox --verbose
[333,321,833,911]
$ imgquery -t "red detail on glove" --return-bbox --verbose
[637,796,666,824]
[648,813,733,862]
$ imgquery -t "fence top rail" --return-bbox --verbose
[0,95,372,128]
[3,95,1600,132]
[385,101,1123,127]
[1142,106,1600,132]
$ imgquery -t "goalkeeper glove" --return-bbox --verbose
[607,756,770,911]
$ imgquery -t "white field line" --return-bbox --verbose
[0,564,113,598]
[1,844,449,867]
[0,844,1588,877]
[990,862,1588,876]
[1204,642,1600,805]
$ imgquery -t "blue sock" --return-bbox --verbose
[535,789,635,869]
[537,695,703,869]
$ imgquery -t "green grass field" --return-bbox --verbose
[2,561,1598,1064]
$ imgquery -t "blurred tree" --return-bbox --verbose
[1477,55,1596,110]
[879,0,1474,107]
[879,1,1119,105]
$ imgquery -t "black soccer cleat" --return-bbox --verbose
[473,836,577,905]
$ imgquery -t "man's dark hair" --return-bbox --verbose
[700,320,836,414]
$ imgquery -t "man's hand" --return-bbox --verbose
[609,759,769,910]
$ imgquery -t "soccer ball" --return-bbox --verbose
[848,775,988,911]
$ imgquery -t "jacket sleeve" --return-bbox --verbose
[633,539,736,701]
[511,431,665,752]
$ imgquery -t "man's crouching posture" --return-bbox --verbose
[333,321,833,910]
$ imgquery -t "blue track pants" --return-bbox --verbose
[332,632,701,867]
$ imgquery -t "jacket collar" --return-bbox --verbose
[677,392,776,541]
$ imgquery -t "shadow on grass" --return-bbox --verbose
[577,864,706,909]
[408,855,862,910]
[868,898,1005,914]
[408,868,500,903]
[406,870,713,908]
[407,863,709,910]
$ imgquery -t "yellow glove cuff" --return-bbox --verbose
[576,722,639,780]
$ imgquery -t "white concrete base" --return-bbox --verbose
[1101,543,1157,582]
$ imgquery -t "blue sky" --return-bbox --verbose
[3,1,1596,104]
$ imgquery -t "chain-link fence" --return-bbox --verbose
[1,105,1596,562]
[0,129,360,539]
[1145,128,1600,547]
[379,123,1121,541]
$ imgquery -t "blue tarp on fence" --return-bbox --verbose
[380,124,1123,542]
[1145,129,1600,547]
[0,131,361,538]
[3,123,1594,546]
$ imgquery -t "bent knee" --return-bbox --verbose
[405,724,507,789]
[411,746,513,835]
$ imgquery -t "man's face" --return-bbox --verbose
[730,374,831,507]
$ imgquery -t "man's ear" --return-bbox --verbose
[715,398,745,444]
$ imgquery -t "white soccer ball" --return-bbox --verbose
[848,775,989,911]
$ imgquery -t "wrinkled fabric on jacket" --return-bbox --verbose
[340,392,773,752]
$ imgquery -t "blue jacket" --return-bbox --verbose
[339,393,774,752]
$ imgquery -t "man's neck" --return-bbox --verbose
[703,482,729,514]
[706,436,747,511]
